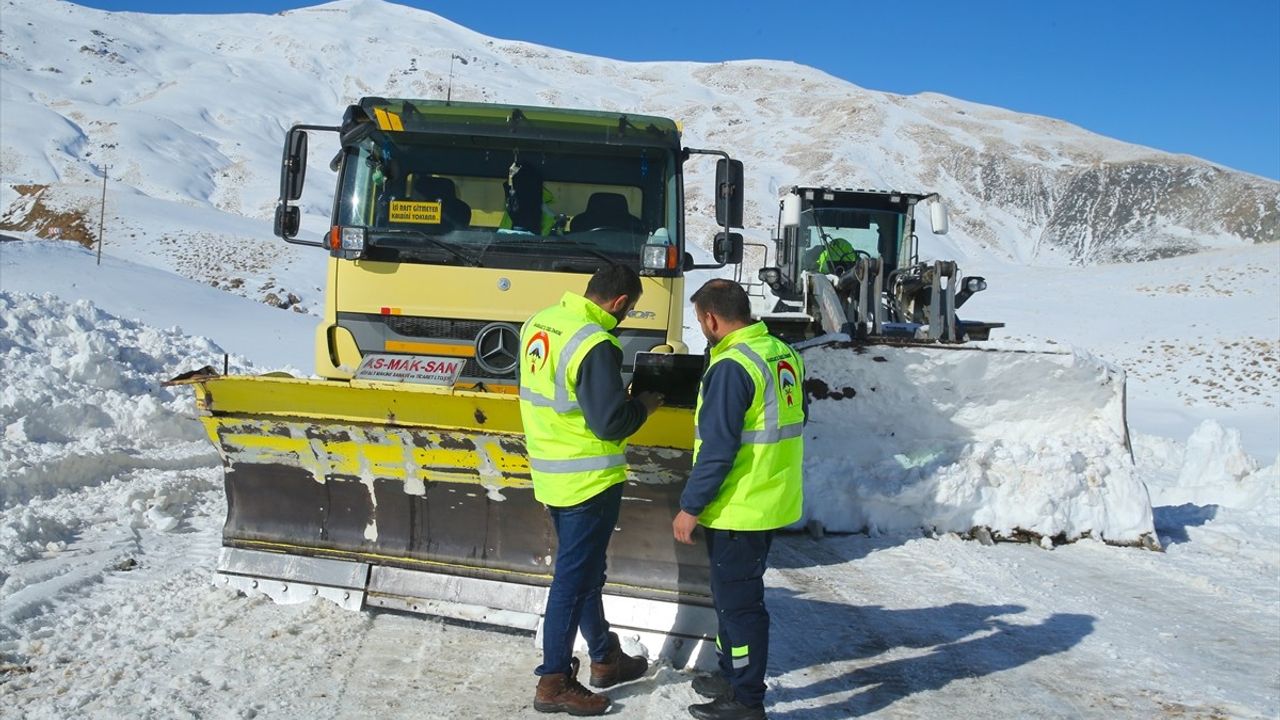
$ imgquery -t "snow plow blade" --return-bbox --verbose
[797,337,1156,546]
[169,373,716,666]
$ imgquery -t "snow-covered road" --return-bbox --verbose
[3,471,1276,719]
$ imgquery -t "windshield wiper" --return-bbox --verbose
[495,237,616,266]
[369,228,484,267]
[809,212,840,264]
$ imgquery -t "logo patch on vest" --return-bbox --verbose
[777,359,798,407]
[525,331,550,373]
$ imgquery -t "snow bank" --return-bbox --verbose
[1169,421,1270,509]
[1136,421,1275,507]
[0,292,224,510]
[1134,422,1279,575]
[800,340,1156,545]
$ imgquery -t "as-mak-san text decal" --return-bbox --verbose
[355,353,464,385]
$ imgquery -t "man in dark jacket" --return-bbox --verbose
[519,264,664,715]
[674,279,806,720]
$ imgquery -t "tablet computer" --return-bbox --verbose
[630,352,706,409]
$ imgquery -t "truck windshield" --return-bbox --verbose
[798,207,905,273]
[335,133,679,272]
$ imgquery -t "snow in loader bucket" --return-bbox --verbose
[797,336,1159,549]
[166,372,717,668]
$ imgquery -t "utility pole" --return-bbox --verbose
[96,165,107,266]
[446,53,468,104]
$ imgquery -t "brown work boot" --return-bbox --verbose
[589,631,649,688]
[534,657,611,716]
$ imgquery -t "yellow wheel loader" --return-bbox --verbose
[756,186,1003,343]
[756,186,1140,542]
[169,98,750,666]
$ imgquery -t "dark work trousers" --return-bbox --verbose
[535,482,624,676]
[706,527,774,708]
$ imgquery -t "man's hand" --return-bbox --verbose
[673,510,699,545]
[636,391,664,415]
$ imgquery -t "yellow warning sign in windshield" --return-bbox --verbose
[389,201,442,224]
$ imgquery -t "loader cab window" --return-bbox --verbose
[335,134,679,273]
[797,207,904,275]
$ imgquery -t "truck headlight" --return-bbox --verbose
[642,244,676,271]
[330,226,366,259]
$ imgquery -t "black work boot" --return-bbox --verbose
[589,631,648,688]
[534,657,611,716]
[688,695,767,720]
[691,672,731,699]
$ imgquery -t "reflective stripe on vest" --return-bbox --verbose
[529,454,628,473]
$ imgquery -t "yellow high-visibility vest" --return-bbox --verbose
[518,292,628,507]
[817,238,857,273]
[693,322,805,530]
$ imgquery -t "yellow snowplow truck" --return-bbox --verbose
[171,98,748,666]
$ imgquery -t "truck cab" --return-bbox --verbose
[276,98,742,389]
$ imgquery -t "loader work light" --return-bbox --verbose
[965,276,987,293]
[758,267,783,290]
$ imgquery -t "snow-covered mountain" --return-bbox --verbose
[1,0,1276,276]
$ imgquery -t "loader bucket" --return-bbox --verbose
[170,373,716,667]
[797,338,1156,546]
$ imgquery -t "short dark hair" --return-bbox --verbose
[691,279,751,323]
[585,264,643,304]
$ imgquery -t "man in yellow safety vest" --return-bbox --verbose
[520,264,665,715]
[674,278,806,720]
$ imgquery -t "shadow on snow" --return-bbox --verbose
[1153,503,1218,545]
[766,591,1095,719]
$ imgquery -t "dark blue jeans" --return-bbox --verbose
[706,527,774,708]
[535,482,623,676]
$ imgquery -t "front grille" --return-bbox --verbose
[384,316,493,341]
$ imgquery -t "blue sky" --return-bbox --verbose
[74,0,1280,180]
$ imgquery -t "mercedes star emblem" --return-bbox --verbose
[474,322,521,375]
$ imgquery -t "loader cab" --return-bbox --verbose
[759,187,945,304]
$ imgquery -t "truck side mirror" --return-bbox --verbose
[283,128,308,202]
[715,158,744,229]
[274,204,301,239]
[929,198,949,235]
[713,232,743,265]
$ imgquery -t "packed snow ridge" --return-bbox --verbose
[0,291,228,518]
